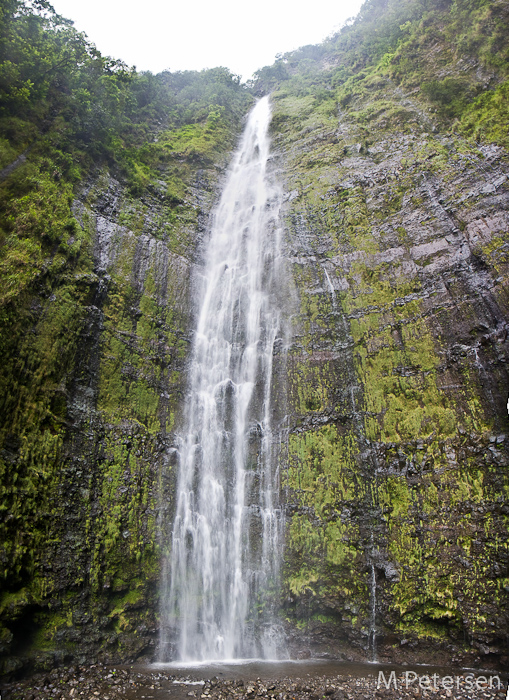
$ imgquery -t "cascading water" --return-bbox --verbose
[159,96,287,662]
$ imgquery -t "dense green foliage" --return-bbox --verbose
[0,1,251,182]
[0,0,252,296]
[255,0,509,147]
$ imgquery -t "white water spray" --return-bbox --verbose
[159,96,287,662]
[322,266,336,307]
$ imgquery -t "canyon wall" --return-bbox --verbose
[1,0,508,675]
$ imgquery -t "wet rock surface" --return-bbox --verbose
[0,160,228,675]
[1,665,506,700]
[270,60,509,662]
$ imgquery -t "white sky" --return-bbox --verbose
[49,0,364,81]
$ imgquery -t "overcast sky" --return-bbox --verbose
[49,0,364,81]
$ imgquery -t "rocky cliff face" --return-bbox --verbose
[0,147,234,673]
[269,9,509,667]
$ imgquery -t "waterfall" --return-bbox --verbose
[322,265,337,308]
[369,562,377,662]
[368,533,377,662]
[159,96,287,662]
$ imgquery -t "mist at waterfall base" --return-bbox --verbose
[158,97,288,664]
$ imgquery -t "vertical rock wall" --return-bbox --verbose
[271,77,509,667]
[0,154,228,673]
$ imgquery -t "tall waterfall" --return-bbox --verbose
[159,96,287,662]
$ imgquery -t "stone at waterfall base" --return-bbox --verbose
[1,664,506,700]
